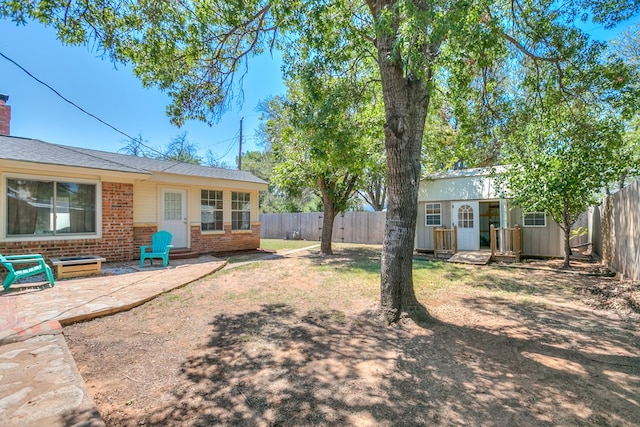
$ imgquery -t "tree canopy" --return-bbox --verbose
[3,0,639,323]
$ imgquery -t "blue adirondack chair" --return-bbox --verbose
[1,253,55,291]
[140,230,173,267]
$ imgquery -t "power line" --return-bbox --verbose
[199,135,238,150]
[211,139,238,163]
[0,49,165,157]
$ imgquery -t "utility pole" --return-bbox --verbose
[238,117,243,170]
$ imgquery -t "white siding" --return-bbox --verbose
[133,180,158,223]
[136,181,261,229]
[415,201,452,250]
[509,207,564,257]
[418,173,502,202]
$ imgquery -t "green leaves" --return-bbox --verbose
[500,95,625,236]
[262,57,383,215]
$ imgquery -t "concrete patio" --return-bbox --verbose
[0,256,226,427]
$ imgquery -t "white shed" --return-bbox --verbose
[416,167,565,257]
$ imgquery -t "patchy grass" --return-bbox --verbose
[65,243,640,427]
[259,238,320,251]
[222,240,320,264]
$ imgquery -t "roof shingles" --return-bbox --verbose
[0,136,267,185]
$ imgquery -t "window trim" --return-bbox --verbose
[522,211,547,227]
[2,173,102,241]
[425,202,442,226]
[231,191,251,231]
[457,204,475,229]
[200,189,224,233]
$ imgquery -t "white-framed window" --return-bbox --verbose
[201,190,224,231]
[5,176,99,239]
[457,204,474,228]
[523,212,546,227]
[425,203,441,226]
[231,192,251,230]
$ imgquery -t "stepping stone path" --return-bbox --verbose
[0,334,103,427]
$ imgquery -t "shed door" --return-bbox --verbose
[452,201,479,251]
[161,189,188,248]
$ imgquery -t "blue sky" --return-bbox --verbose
[0,19,285,166]
[0,15,637,168]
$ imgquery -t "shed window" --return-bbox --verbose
[425,203,441,226]
[523,212,546,227]
[6,178,97,236]
[231,192,251,230]
[201,190,223,231]
[457,204,474,228]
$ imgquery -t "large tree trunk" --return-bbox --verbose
[319,178,337,255]
[320,205,337,255]
[377,38,432,324]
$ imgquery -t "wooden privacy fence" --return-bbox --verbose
[259,211,386,244]
[433,226,457,258]
[490,224,522,262]
[593,179,640,281]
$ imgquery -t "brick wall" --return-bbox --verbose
[0,182,135,262]
[193,223,261,254]
[133,225,158,254]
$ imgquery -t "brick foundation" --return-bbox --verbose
[193,223,261,254]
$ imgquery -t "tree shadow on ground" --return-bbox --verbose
[105,295,639,426]
[59,406,105,427]
[304,246,383,274]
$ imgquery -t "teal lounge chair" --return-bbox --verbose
[1,253,55,291]
[140,230,173,267]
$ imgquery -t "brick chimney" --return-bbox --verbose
[0,94,10,135]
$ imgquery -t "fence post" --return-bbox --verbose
[490,224,496,258]
[453,225,458,254]
[433,227,438,258]
[514,225,522,262]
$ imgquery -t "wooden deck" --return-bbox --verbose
[447,251,492,265]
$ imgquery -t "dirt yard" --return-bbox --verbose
[64,245,640,426]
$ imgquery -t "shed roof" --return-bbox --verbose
[425,166,506,180]
[0,135,267,185]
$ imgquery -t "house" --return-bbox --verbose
[415,167,567,258]
[0,94,268,262]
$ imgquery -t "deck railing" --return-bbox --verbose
[490,224,522,262]
[433,225,457,258]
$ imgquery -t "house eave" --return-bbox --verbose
[0,159,151,182]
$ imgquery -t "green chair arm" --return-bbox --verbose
[3,257,47,265]
[5,254,45,260]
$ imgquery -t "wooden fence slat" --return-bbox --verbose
[260,211,386,244]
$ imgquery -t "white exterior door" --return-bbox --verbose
[452,201,479,251]
[161,189,188,248]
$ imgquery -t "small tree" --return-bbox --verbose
[253,99,324,213]
[269,66,382,255]
[500,100,624,268]
[165,132,202,164]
